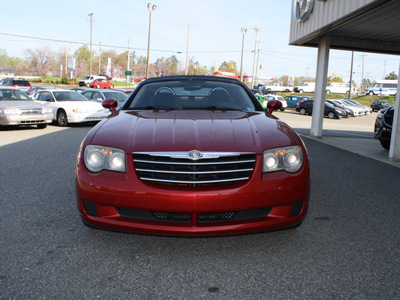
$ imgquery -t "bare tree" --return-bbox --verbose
[25,47,54,76]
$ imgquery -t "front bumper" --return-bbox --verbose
[76,154,310,236]
[0,113,53,126]
[67,111,110,123]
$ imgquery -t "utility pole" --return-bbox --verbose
[88,12,94,76]
[361,54,365,90]
[127,39,130,71]
[383,60,387,79]
[240,28,247,82]
[251,27,260,88]
[64,42,68,77]
[98,42,102,74]
[348,51,354,99]
[185,25,190,75]
[255,47,260,84]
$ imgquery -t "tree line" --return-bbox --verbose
[0,46,240,80]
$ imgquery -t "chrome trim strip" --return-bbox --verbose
[133,151,255,160]
[140,177,250,184]
[135,168,254,175]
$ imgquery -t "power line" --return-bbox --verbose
[0,32,179,53]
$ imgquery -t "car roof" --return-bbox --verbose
[142,75,248,85]
[0,86,21,90]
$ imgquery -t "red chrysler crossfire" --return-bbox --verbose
[75,76,310,236]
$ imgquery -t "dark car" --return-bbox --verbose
[284,95,312,108]
[371,100,392,112]
[374,106,394,150]
[75,75,310,236]
[2,78,32,92]
[296,99,347,119]
[326,99,354,117]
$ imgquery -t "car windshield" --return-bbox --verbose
[53,91,88,101]
[103,92,128,102]
[126,80,257,111]
[0,89,31,101]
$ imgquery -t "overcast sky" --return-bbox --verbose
[1,0,399,85]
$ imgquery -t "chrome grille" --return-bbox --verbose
[133,151,256,187]
[20,108,42,115]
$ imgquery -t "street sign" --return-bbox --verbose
[125,70,132,76]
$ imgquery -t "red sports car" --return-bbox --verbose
[75,76,310,236]
[90,79,114,89]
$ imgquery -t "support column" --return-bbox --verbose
[310,35,331,137]
[389,62,400,161]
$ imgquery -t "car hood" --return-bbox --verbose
[89,110,297,154]
[0,100,46,109]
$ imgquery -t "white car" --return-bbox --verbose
[264,94,288,111]
[334,99,364,116]
[32,89,111,126]
[0,87,53,128]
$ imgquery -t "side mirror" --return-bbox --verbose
[102,98,118,113]
[266,100,282,113]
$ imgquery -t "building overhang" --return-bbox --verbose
[290,0,400,55]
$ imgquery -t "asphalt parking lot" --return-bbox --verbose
[1,113,400,299]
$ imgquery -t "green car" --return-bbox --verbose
[255,94,268,108]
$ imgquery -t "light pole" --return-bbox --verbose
[240,28,247,82]
[146,3,157,79]
[251,27,260,87]
[88,12,94,76]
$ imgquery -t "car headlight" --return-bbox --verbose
[42,108,52,113]
[263,146,303,173]
[73,108,91,113]
[84,145,126,173]
[0,108,21,115]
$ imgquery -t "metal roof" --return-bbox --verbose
[290,0,400,54]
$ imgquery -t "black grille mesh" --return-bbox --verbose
[116,207,271,224]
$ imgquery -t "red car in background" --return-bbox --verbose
[75,76,310,236]
[90,78,115,89]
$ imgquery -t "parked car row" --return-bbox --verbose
[255,94,287,111]
[78,75,115,89]
[295,99,348,119]
[0,86,131,128]
[293,97,373,119]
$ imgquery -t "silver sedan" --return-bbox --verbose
[0,87,53,129]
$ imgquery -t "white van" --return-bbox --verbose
[326,82,355,94]
[293,82,315,93]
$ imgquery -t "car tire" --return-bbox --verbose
[326,90,331,94]
[369,91,374,96]
[328,112,335,119]
[57,110,68,127]
[110,85,114,89]
[86,83,90,87]
[299,108,306,115]
[379,139,390,150]
[97,84,101,89]
[299,89,304,93]
[37,124,47,129]
[280,108,285,112]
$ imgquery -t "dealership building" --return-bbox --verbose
[289,0,400,160]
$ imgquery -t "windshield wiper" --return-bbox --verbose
[206,105,242,111]
[135,105,176,110]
